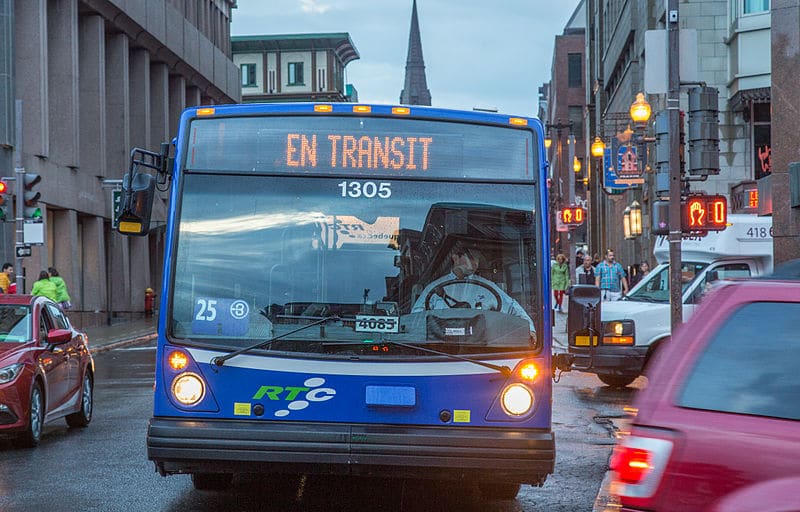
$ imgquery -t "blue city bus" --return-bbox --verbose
[119,103,556,498]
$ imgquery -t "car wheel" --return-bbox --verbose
[16,382,44,448]
[66,372,93,428]
[597,373,637,388]
[191,473,233,491]
[478,482,521,500]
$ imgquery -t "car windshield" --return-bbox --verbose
[169,175,541,356]
[0,306,31,342]
[625,262,708,303]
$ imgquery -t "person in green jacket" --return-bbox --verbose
[31,271,58,303]
[551,253,571,313]
[48,267,72,310]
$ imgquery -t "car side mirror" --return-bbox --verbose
[47,328,72,345]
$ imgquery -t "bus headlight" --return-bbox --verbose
[171,372,205,406]
[501,383,534,416]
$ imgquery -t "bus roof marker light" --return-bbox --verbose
[196,107,215,116]
[392,107,411,115]
[314,104,333,113]
[353,105,372,113]
[509,117,528,126]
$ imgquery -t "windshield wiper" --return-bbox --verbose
[627,296,666,303]
[361,339,512,377]
[211,315,340,367]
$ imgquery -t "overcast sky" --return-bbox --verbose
[230,0,582,118]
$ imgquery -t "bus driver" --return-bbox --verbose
[411,246,535,332]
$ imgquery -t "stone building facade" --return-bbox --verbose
[584,0,771,268]
[0,0,240,327]
[232,33,360,103]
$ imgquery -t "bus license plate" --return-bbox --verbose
[355,315,399,333]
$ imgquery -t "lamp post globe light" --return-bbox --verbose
[630,92,652,127]
[591,137,605,158]
[623,206,632,240]
[630,200,642,237]
[573,156,581,174]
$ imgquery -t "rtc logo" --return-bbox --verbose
[252,377,336,417]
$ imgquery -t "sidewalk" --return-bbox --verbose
[82,316,158,354]
[552,301,569,351]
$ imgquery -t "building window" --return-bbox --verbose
[241,63,257,87]
[743,0,770,14]
[288,62,304,85]
[568,53,582,88]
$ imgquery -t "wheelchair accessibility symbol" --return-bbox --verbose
[229,300,250,320]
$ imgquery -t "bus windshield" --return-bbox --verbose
[170,164,540,356]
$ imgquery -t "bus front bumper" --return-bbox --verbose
[147,417,554,485]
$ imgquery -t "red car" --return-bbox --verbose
[594,278,800,511]
[0,295,94,447]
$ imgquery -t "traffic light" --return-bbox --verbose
[681,195,728,233]
[0,180,9,221]
[23,173,42,220]
[560,205,585,227]
[687,86,720,176]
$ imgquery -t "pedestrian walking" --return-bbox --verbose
[628,260,650,288]
[595,249,628,301]
[551,253,570,313]
[0,263,13,293]
[591,253,601,267]
[31,271,58,302]
[576,254,596,285]
[48,267,72,310]
[574,249,585,270]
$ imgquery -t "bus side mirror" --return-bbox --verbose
[116,171,155,236]
[567,285,602,347]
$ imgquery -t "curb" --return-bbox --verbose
[89,332,158,354]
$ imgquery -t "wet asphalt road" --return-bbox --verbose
[0,339,642,511]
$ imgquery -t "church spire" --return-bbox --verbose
[399,0,431,106]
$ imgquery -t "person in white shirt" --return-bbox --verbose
[411,247,535,332]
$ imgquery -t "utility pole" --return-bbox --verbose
[567,133,576,277]
[14,100,24,293]
[667,0,683,331]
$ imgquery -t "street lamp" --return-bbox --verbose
[623,206,632,239]
[573,156,581,174]
[591,137,605,158]
[545,137,552,149]
[630,92,652,128]
[630,200,642,237]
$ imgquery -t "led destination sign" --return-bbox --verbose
[286,133,433,171]
[186,116,536,181]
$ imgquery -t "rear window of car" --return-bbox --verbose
[678,301,800,421]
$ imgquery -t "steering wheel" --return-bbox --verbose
[423,279,503,312]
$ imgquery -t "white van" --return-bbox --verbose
[568,214,773,387]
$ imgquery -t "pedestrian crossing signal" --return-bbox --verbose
[681,195,727,233]
[0,180,8,221]
[560,206,585,227]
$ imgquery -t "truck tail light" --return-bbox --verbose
[608,431,674,507]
